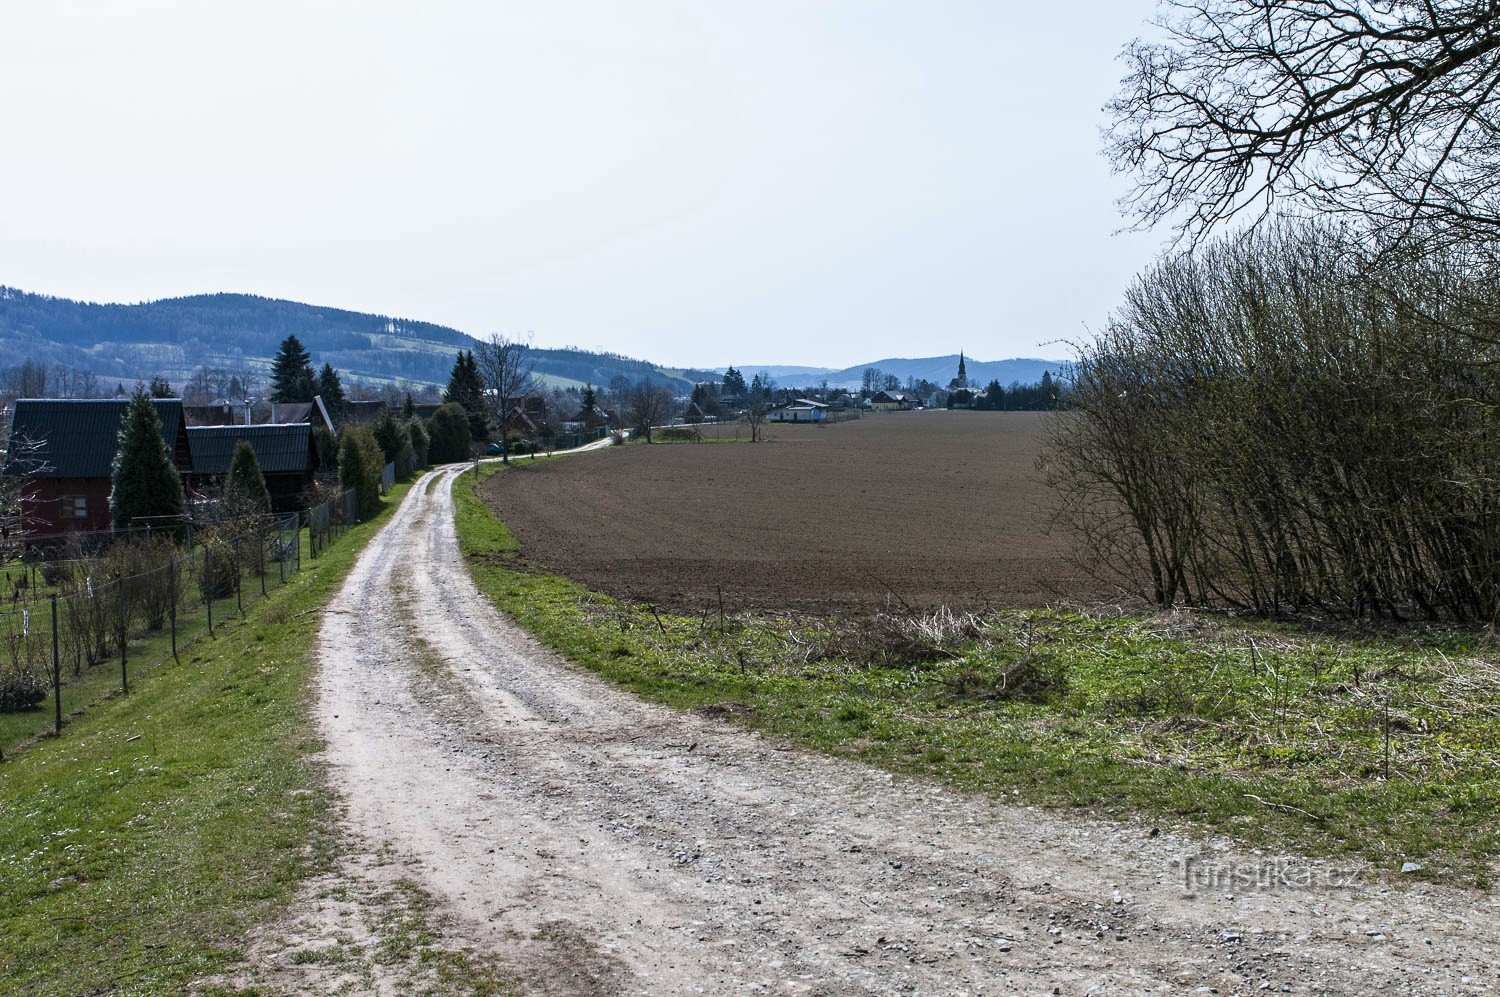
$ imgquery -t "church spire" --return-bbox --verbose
[956,350,968,389]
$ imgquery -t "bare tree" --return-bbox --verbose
[3,359,47,399]
[475,333,537,463]
[626,382,674,443]
[742,373,774,443]
[1108,2,1500,247]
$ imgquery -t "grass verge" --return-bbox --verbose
[0,483,411,995]
[454,469,1500,885]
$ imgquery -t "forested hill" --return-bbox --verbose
[0,287,707,392]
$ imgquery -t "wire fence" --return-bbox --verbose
[306,488,357,559]
[0,491,356,754]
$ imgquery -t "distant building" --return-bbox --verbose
[2,398,192,538]
[869,390,917,411]
[947,351,969,391]
[768,399,829,423]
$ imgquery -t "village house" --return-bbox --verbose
[1,398,192,539]
[869,390,917,411]
[186,423,319,514]
[768,399,829,423]
[267,396,337,434]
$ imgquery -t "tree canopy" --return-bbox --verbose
[1108,2,1500,247]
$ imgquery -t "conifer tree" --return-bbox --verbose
[110,388,184,530]
[269,334,316,403]
[224,439,272,517]
[316,362,347,414]
[444,349,488,441]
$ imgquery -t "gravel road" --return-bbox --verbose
[310,463,1498,994]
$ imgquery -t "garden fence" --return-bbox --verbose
[0,506,349,754]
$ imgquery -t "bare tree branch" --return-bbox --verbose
[1108,2,1500,248]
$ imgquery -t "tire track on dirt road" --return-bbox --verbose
[311,462,1498,994]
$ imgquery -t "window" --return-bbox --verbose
[59,496,88,519]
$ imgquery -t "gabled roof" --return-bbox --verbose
[187,423,315,476]
[794,398,830,408]
[269,396,335,433]
[3,398,190,479]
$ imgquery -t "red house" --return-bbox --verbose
[2,398,192,541]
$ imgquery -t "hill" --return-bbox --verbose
[0,287,704,393]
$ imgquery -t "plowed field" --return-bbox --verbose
[479,411,1109,613]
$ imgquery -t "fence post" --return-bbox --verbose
[235,550,244,617]
[168,559,178,662]
[117,572,128,695]
[51,594,61,736]
[206,575,214,637]
[296,513,302,573]
[259,532,268,598]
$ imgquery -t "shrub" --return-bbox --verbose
[0,668,46,712]
[338,426,385,520]
[426,403,472,464]
[657,427,702,443]
[407,417,430,470]
[372,409,412,476]
[938,652,1067,705]
[102,536,178,632]
[196,530,240,601]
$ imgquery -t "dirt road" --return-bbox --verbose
[307,463,1498,994]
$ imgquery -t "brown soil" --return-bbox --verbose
[479,411,1110,613]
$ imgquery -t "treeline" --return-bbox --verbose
[1046,220,1500,621]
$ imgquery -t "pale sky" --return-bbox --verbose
[1,0,1168,369]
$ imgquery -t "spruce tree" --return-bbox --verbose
[316,362,347,414]
[224,439,272,517]
[444,350,488,441]
[270,334,316,403]
[110,388,184,530]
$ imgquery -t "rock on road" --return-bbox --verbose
[312,463,1498,994]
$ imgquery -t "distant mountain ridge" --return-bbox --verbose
[0,286,1065,396]
[0,287,706,393]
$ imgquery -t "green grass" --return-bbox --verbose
[453,469,1500,885]
[0,483,412,994]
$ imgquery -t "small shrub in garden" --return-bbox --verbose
[0,667,47,712]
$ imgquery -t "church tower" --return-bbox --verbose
[953,351,969,390]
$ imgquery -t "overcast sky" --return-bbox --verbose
[2,0,1169,369]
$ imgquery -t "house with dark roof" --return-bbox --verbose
[1,398,192,538]
[869,390,917,411]
[268,396,336,434]
[186,424,318,513]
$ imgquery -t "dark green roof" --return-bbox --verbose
[3,398,188,479]
[186,424,313,476]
